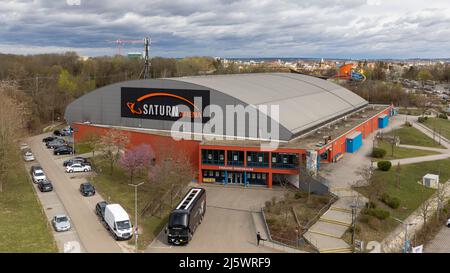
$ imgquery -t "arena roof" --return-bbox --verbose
[65,73,367,141]
[170,73,368,135]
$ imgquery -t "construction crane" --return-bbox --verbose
[106,39,142,55]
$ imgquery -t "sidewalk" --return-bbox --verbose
[303,114,403,253]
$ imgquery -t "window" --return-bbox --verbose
[258,156,263,162]
[219,154,224,160]
[248,155,252,162]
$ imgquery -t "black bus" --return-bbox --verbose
[166,187,206,245]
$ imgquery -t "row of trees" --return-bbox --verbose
[402,63,450,83]
[82,128,196,216]
[0,82,31,192]
[0,53,287,132]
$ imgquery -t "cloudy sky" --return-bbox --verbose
[0,0,449,58]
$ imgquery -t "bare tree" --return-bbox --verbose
[436,183,449,220]
[395,162,401,188]
[98,129,129,175]
[355,165,384,202]
[0,82,26,192]
[80,130,102,158]
[418,195,434,227]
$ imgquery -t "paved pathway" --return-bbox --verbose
[388,116,450,166]
[425,225,450,253]
[303,114,405,253]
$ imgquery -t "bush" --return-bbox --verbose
[365,201,377,209]
[380,193,401,209]
[294,191,306,199]
[363,208,390,220]
[359,214,370,224]
[439,114,448,120]
[368,217,382,230]
[349,225,361,234]
[377,161,392,171]
[404,121,412,127]
[418,116,428,123]
[372,147,387,158]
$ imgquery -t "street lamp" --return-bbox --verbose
[72,127,79,162]
[392,217,416,253]
[128,182,144,253]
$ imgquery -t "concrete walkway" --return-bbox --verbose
[303,114,405,253]
[388,116,450,166]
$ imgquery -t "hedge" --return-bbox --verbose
[372,147,387,158]
[377,161,392,171]
[363,208,390,220]
[380,193,401,209]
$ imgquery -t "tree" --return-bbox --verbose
[0,82,26,192]
[355,165,384,202]
[119,144,155,184]
[436,182,449,220]
[418,194,434,227]
[99,129,129,175]
[80,130,102,158]
[395,162,401,188]
[145,150,196,216]
[417,69,432,87]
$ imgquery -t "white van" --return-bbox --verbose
[104,204,133,240]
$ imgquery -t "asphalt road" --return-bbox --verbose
[28,133,125,253]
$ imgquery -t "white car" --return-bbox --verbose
[32,169,46,183]
[446,218,450,227]
[52,214,71,232]
[20,143,29,150]
[23,150,35,162]
[66,163,91,173]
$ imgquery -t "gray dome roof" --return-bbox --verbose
[172,73,367,135]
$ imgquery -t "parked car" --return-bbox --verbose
[79,182,96,196]
[38,180,53,192]
[32,168,46,183]
[52,214,71,232]
[65,163,91,173]
[446,218,450,227]
[20,143,29,150]
[30,165,43,176]
[22,149,35,162]
[46,139,66,149]
[95,201,108,220]
[54,129,71,137]
[42,136,58,143]
[104,204,133,240]
[54,145,74,155]
[63,157,89,167]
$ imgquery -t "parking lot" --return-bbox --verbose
[26,133,129,253]
[27,132,287,253]
[147,184,285,253]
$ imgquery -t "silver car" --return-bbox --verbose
[52,214,71,232]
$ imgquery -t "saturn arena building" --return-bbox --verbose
[65,73,393,188]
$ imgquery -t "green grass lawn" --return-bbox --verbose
[376,141,439,161]
[74,142,94,155]
[91,160,175,250]
[423,117,450,141]
[389,125,445,148]
[350,158,450,245]
[0,154,57,252]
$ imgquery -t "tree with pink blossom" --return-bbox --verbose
[119,144,155,184]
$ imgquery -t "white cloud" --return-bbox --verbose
[0,0,449,58]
